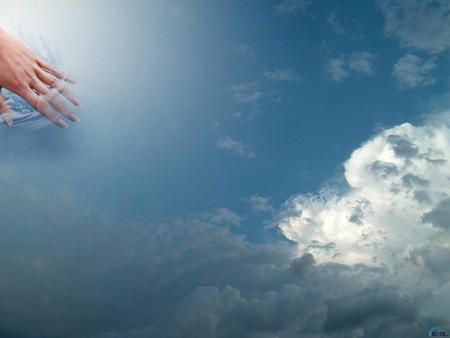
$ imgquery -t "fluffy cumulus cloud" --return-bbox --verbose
[377,0,450,53]
[278,111,450,319]
[217,136,256,159]
[327,52,376,82]
[392,54,436,88]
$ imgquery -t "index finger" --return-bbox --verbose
[36,58,75,84]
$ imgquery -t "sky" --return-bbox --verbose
[0,0,450,337]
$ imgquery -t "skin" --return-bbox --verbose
[0,27,80,128]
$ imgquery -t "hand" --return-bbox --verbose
[0,27,80,128]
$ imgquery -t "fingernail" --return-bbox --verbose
[71,114,80,123]
[2,114,13,127]
[56,118,69,128]
[66,75,76,84]
[73,97,81,106]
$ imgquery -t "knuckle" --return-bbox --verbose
[10,77,24,90]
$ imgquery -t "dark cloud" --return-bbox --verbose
[422,198,450,230]
[402,174,429,189]
[369,161,398,177]
[0,182,446,338]
[290,253,315,276]
[386,134,419,158]
[89,263,442,338]
[324,286,417,332]
[414,190,432,204]
[415,245,450,281]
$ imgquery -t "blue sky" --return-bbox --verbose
[0,1,450,337]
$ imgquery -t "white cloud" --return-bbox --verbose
[264,69,300,82]
[327,52,376,82]
[277,111,450,319]
[348,52,376,75]
[392,54,436,88]
[230,82,263,103]
[217,136,256,158]
[326,58,349,82]
[328,11,346,34]
[275,0,311,14]
[377,0,450,53]
[248,194,273,213]
[278,112,450,269]
[232,44,256,58]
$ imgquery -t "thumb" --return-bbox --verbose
[0,92,13,126]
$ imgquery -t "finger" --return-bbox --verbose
[36,69,80,106]
[21,88,69,129]
[52,80,81,107]
[0,93,13,126]
[33,82,80,123]
[35,68,58,87]
[0,93,9,114]
[36,59,75,84]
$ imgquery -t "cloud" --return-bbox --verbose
[290,253,314,276]
[328,12,346,34]
[0,182,293,337]
[217,136,256,158]
[0,176,447,338]
[422,198,450,230]
[327,58,349,82]
[392,54,436,88]
[232,44,256,58]
[377,0,450,53]
[201,207,242,227]
[248,194,274,213]
[264,69,301,82]
[230,82,263,103]
[90,264,440,338]
[278,114,450,265]
[323,285,418,333]
[327,52,376,82]
[275,0,311,14]
[348,52,376,75]
[277,112,450,319]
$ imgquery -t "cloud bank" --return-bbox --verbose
[0,161,447,337]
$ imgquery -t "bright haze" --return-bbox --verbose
[0,1,449,337]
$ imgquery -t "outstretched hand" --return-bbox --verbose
[0,27,80,128]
